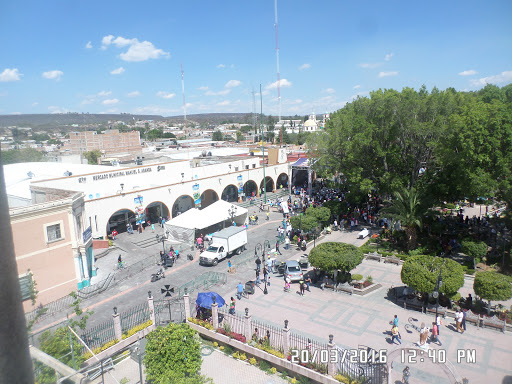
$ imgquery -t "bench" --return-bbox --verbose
[481,315,506,332]
[403,298,424,313]
[336,282,353,295]
[384,255,401,265]
[320,278,337,290]
[425,304,447,318]
[463,310,481,328]
[365,251,383,262]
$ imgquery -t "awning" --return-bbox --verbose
[291,158,309,168]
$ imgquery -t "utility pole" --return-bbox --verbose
[260,84,267,203]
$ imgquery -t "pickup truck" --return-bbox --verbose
[199,226,248,266]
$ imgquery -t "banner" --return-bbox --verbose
[134,195,146,225]
[237,175,243,194]
[192,183,201,206]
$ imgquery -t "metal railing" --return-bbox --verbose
[120,302,151,333]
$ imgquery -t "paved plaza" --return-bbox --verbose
[32,205,512,384]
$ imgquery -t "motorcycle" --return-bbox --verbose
[151,269,165,282]
[187,253,194,261]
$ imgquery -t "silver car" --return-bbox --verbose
[285,260,303,282]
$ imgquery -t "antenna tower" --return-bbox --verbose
[181,63,187,132]
[274,0,282,145]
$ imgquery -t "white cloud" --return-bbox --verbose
[42,70,64,81]
[85,41,93,49]
[470,70,512,86]
[110,67,125,75]
[359,63,382,69]
[156,91,176,99]
[217,100,230,106]
[0,68,22,82]
[102,98,119,105]
[353,85,361,89]
[225,80,241,88]
[299,63,311,71]
[133,105,179,115]
[378,71,399,78]
[48,106,68,114]
[205,89,231,96]
[323,88,335,94]
[198,86,209,91]
[384,53,394,61]
[101,35,170,62]
[127,91,141,97]
[97,90,112,97]
[32,102,39,106]
[458,70,477,76]
[265,79,292,90]
[216,64,226,68]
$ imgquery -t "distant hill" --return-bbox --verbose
[0,113,165,128]
[0,112,304,129]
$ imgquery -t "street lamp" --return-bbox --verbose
[156,234,166,253]
[503,227,508,269]
[433,270,443,322]
[228,205,237,225]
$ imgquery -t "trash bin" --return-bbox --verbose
[245,281,255,295]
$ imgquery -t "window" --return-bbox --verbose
[19,273,35,302]
[252,164,256,169]
[46,224,62,242]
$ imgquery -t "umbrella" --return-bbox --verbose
[196,292,226,309]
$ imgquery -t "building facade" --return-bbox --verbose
[10,187,94,312]
[67,129,141,158]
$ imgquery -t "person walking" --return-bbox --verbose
[436,315,442,336]
[299,279,305,296]
[419,323,429,346]
[431,322,442,346]
[391,324,401,345]
[237,282,244,300]
[229,297,236,314]
[256,270,261,286]
[275,240,282,255]
[390,315,399,330]
[461,310,467,332]
[255,257,261,273]
[455,309,464,333]
[263,266,269,284]
[402,366,411,384]
[285,236,290,250]
[228,260,232,273]
[305,276,312,292]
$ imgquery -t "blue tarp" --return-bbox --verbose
[196,292,226,308]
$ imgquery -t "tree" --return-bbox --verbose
[144,323,202,383]
[236,131,243,142]
[309,242,364,273]
[212,130,223,141]
[380,187,429,250]
[401,255,464,296]
[461,240,488,264]
[146,129,164,141]
[1,148,45,164]
[473,271,512,311]
[289,214,318,233]
[84,150,102,165]
[306,206,331,227]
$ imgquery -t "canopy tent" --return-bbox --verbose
[196,292,226,309]
[164,200,248,244]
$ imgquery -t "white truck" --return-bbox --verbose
[199,226,248,266]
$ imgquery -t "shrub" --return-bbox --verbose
[223,322,231,333]
[249,357,257,365]
[281,370,288,379]
[270,367,277,374]
[290,378,297,384]
[298,376,311,384]
[213,342,218,348]
[83,339,119,360]
[334,374,350,383]
[259,360,271,372]
[365,275,373,284]
[216,328,247,343]
[233,351,240,359]
[223,345,233,355]
[351,274,363,281]
[121,320,153,340]
[220,346,224,351]
[240,353,247,361]
[188,317,214,330]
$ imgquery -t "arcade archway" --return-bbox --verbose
[276,173,289,189]
[260,176,274,193]
[106,209,136,234]
[221,184,238,203]
[243,180,258,198]
[145,201,170,223]
[172,195,195,218]
[200,189,219,209]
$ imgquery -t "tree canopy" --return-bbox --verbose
[306,206,331,226]
[289,214,318,233]
[473,271,512,302]
[1,148,45,165]
[308,84,512,205]
[400,255,464,296]
[144,323,202,383]
[461,240,488,262]
[309,242,364,273]
[212,130,223,141]
[84,150,102,165]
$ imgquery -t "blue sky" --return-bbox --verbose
[1,0,511,117]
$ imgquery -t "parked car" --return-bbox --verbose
[285,260,303,282]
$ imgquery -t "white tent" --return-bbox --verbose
[164,200,248,244]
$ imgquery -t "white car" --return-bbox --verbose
[358,228,370,239]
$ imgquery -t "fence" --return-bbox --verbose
[289,331,328,365]
[80,318,117,351]
[252,318,285,351]
[176,271,227,298]
[218,308,245,335]
[120,302,151,333]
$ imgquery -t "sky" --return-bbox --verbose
[1,0,511,117]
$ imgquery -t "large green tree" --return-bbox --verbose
[306,206,331,227]
[380,187,430,250]
[144,323,202,383]
[212,130,223,141]
[309,242,364,273]
[1,148,45,164]
[84,150,102,165]
[473,271,512,311]
[401,255,464,296]
[289,214,318,233]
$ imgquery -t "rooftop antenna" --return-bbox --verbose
[181,63,187,134]
[274,0,282,145]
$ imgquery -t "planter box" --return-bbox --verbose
[82,324,155,368]
[352,283,382,296]
[188,322,338,384]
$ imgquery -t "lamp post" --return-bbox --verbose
[156,234,166,253]
[263,240,271,263]
[228,205,237,225]
[503,227,508,269]
[433,270,443,322]
[259,84,267,203]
